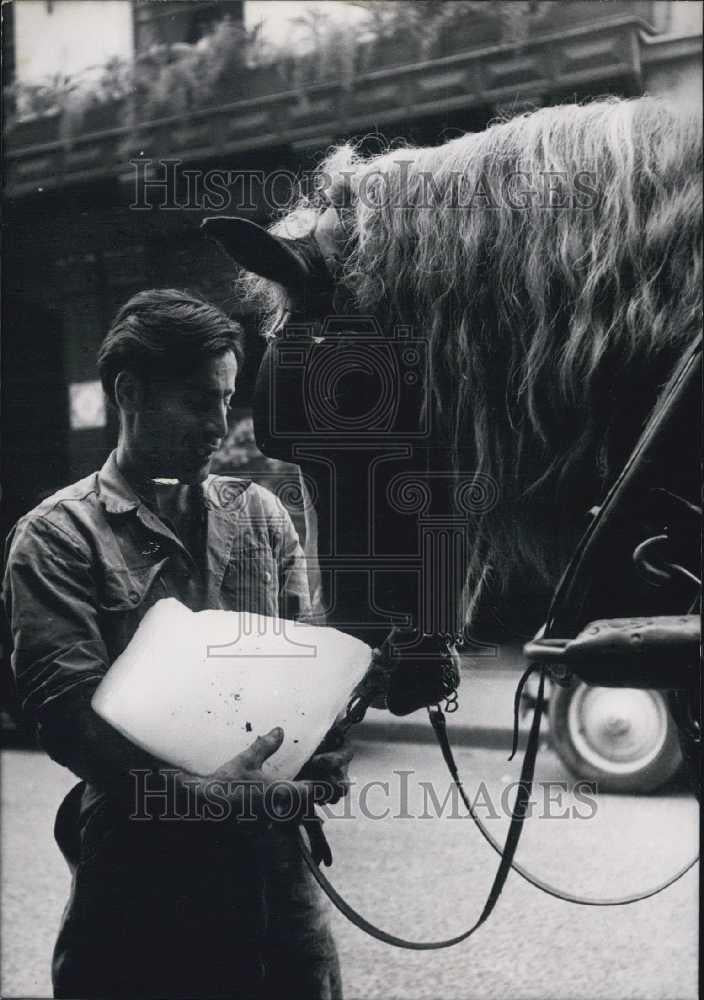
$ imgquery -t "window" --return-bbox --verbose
[132,1,243,53]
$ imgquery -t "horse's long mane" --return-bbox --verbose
[238,98,702,621]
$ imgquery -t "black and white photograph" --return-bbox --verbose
[1,2,701,998]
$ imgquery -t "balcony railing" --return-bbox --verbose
[4,16,655,198]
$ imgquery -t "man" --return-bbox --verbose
[3,289,350,999]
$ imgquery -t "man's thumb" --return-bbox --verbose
[246,726,284,766]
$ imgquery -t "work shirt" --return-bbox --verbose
[2,450,339,1000]
[4,450,311,724]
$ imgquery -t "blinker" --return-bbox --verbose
[201,216,337,317]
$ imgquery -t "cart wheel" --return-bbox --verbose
[549,681,683,794]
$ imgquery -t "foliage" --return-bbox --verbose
[133,17,264,119]
[5,2,561,138]
[6,15,267,131]
[5,72,78,123]
[274,1,560,88]
[349,1,559,59]
[276,7,360,91]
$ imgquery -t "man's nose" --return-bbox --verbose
[206,401,229,440]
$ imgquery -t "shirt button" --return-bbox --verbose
[263,570,272,582]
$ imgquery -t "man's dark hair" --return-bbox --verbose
[97,288,244,405]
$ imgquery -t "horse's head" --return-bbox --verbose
[204,97,702,633]
[203,197,469,712]
[202,205,344,327]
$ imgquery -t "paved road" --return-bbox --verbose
[1,742,698,1000]
[327,740,699,1000]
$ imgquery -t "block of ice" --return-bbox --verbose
[92,598,371,779]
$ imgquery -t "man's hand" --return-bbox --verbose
[296,735,354,805]
[185,727,319,822]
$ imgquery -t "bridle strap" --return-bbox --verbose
[430,673,699,907]
[298,670,547,950]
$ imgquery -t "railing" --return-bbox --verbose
[4,17,653,198]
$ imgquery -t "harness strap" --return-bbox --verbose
[431,669,699,907]
[298,670,547,950]
[507,663,540,761]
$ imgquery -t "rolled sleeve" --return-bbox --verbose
[3,516,109,727]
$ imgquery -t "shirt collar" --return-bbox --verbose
[97,450,156,515]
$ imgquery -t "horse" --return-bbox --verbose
[201,96,701,942]
[203,94,701,733]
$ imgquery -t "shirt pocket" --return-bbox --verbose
[98,557,170,661]
[222,532,278,617]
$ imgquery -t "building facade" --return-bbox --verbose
[2,0,702,538]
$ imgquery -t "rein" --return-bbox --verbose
[299,663,696,951]
[428,687,698,909]
[299,670,547,950]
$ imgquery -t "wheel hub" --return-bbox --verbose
[568,686,669,774]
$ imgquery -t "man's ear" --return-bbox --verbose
[114,370,144,414]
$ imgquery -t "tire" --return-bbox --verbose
[549,681,683,794]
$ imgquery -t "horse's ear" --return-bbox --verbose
[201,216,309,293]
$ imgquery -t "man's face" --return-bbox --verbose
[133,351,238,483]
